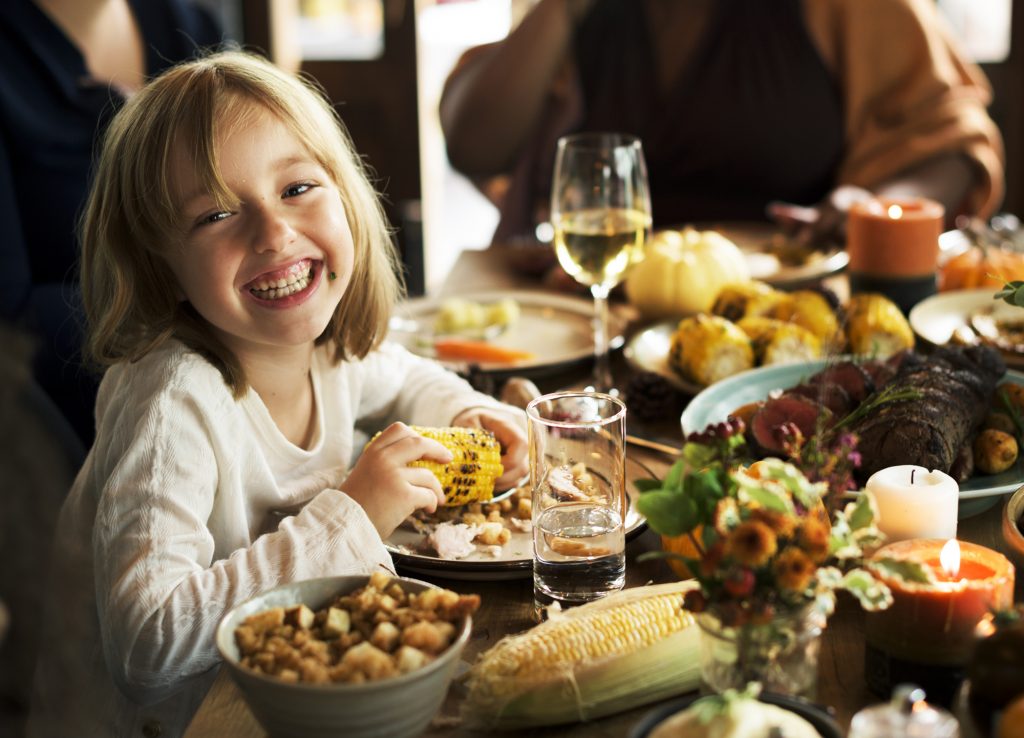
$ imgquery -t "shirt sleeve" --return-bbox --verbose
[92,373,390,704]
[820,0,1005,217]
[353,342,514,430]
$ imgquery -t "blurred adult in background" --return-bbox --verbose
[0,0,225,448]
[440,0,1004,247]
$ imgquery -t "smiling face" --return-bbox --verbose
[164,103,354,364]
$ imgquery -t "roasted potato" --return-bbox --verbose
[973,429,1019,475]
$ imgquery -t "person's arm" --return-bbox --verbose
[439,0,593,176]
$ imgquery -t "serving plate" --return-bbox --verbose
[692,221,848,288]
[679,360,1024,515]
[630,691,842,738]
[388,290,628,378]
[623,320,703,395]
[909,288,1024,370]
[386,454,653,580]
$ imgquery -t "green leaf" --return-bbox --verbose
[636,488,699,537]
[682,443,716,472]
[869,556,936,584]
[663,458,686,492]
[841,568,894,611]
[633,478,663,493]
[846,492,878,531]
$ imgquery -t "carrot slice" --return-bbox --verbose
[433,337,535,364]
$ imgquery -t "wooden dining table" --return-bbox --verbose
[184,246,1024,738]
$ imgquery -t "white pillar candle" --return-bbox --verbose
[865,465,959,543]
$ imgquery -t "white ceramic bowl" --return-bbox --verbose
[216,575,472,738]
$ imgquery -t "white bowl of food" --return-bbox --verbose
[216,573,476,738]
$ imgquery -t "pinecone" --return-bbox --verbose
[624,371,681,423]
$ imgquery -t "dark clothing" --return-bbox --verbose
[510,0,844,237]
[0,0,223,446]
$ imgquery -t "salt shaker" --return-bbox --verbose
[849,684,959,738]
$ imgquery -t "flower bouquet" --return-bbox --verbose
[635,417,917,698]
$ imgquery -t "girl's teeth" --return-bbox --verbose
[250,265,313,299]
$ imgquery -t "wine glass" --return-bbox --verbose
[550,132,651,393]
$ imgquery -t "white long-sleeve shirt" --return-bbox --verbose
[28,339,513,738]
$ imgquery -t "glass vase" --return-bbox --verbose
[696,603,827,699]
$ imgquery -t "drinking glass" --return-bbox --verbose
[527,391,627,610]
[550,132,651,392]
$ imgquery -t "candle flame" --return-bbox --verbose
[940,539,960,578]
[887,204,904,219]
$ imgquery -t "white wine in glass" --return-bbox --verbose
[551,133,651,392]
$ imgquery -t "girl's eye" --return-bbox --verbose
[284,182,317,198]
[197,210,231,227]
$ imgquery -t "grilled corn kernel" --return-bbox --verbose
[668,314,754,386]
[737,316,822,365]
[409,426,504,506]
[710,280,779,322]
[770,289,844,351]
[844,293,914,358]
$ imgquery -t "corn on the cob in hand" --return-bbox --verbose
[668,314,754,386]
[844,293,915,359]
[461,581,700,729]
[402,426,504,506]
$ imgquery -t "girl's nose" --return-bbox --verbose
[251,204,296,253]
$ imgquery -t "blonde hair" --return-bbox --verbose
[80,50,401,396]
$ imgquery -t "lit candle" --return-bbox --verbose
[866,539,1015,667]
[847,196,944,313]
[865,465,958,542]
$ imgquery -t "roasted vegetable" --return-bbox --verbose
[844,293,915,359]
[770,289,844,351]
[737,316,822,366]
[973,429,1018,474]
[432,338,534,364]
[668,315,754,386]
[624,227,750,318]
[461,581,700,729]
[710,280,780,322]
[372,426,504,506]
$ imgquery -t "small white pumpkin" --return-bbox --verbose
[625,227,751,319]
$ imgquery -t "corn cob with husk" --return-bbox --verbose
[372,426,503,506]
[460,581,700,730]
[844,293,915,359]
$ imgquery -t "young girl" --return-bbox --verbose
[27,51,527,737]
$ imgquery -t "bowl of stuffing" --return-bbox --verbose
[216,572,478,738]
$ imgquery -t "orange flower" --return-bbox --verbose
[774,547,816,592]
[799,517,831,563]
[726,521,777,568]
[749,507,796,539]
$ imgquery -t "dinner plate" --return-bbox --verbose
[679,360,1024,514]
[909,288,1024,370]
[622,320,703,395]
[692,221,848,288]
[386,454,653,581]
[388,290,628,377]
[630,692,842,738]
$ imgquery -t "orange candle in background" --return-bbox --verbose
[847,198,944,277]
[846,197,945,314]
[866,539,1015,667]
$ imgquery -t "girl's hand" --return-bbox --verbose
[451,408,529,491]
[341,422,450,538]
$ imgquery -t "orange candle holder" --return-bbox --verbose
[864,539,1015,705]
[847,197,944,314]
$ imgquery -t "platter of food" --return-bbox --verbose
[388,290,628,377]
[385,455,652,580]
[680,356,1024,514]
[909,288,1024,370]
[693,221,849,287]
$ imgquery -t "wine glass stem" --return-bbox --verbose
[591,284,612,393]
